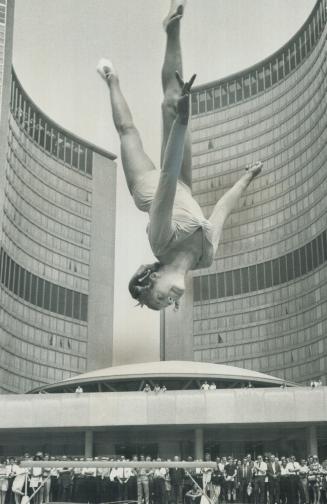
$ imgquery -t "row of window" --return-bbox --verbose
[3,214,89,279]
[0,248,88,321]
[9,122,93,199]
[192,43,326,143]
[10,71,94,175]
[0,287,88,340]
[194,230,327,302]
[6,163,91,233]
[4,179,90,247]
[1,327,86,370]
[1,303,87,355]
[192,76,325,157]
[4,198,90,263]
[2,228,89,292]
[9,139,92,218]
[191,0,326,114]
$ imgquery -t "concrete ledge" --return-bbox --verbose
[1,387,326,429]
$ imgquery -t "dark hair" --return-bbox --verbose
[128,262,180,311]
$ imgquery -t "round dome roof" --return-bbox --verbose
[30,360,292,393]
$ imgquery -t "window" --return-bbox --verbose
[193,277,201,302]
[218,273,225,298]
[264,261,272,288]
[241,268,249,293]
[201,276,209,300]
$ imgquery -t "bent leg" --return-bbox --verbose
[161,5,192,189]
[106,75,156,195]
[209,164,262,253]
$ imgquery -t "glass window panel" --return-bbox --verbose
[294,249,300,278]
[317,235,324,265]
[58,286,66,315]
[209,274,217,300]
[241,268,249,293]
[9,258,14,291]
[264,261,272,288]
[51,284,58,312]
[13,263,19,295]
[201,275,209,300]
[66,289,73,317]
[81,294,88,322]
[44,280,51,310]
[249,265,257,291]
[31,275,37,304]
[225,271,233,296]
[218,273,225,298]
[257,263,265,290]
[233,269,241,295]
[58,133,65,161]
[322,231,327,261]
[39,118,45,147]
[312,238,318,269]
[51,128,58,157]
[280,255,287,283]
[4,253,10,288]
[65,139,72,165]
[272,258,280,286]
[221,85,227,107]
[191,93,198,115]
[193,277,201,301]
[24,270,31,301]
[72,142,79,169]
[73,291,81,319]
[206,89,213,111]
[86,149,93,175]
[79,146,86,172]
[300,246,307,275]
[306,242,313,272]
[37,277,44,307]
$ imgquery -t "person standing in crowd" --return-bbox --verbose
[286,455,301,504]
[137,455,152,504]
[5,457,18,504]
[0,460,8,504]
[71,458,82,503]
[202,453,213,499]
[279,458,291,504]
[116,456,132,502]
[308,455,322,504]
[298,458,309,504]
[267,454,281,504]
[82,458,97,504]
[11,461,27,504]
[321,459,327,504]
[41,454,52,504]
[224,456,237,502]
[211,458,224,504]
[29,454,43,504]
[127,455,138,502]
[237,457,253,504]
[57,457,73,503]
[169,456,184,504]
[183,457,196,502]
[253,455,267,504]
[153,458,167,504]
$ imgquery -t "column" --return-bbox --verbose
[306,425,318,456]
[194,428,204,460]
[84,430,94,458]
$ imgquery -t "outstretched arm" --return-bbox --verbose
[148,74,196,253]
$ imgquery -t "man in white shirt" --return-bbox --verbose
[116,457,133,501]
[253,455,267,504]
[286,456,300,504]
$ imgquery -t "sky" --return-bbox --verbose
[13,0,316,365]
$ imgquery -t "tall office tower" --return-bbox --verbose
[0,5,117,393]
[163,0,327,384]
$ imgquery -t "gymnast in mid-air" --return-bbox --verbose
[97,0,262,311]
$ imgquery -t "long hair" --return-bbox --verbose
[128,263,180,311]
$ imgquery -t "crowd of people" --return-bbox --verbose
[0,452,327,504]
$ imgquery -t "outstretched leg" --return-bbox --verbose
[209,162,263,252]
[97,60,155,195]
[161,0,192,189]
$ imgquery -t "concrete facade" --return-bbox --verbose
[0,388,326,459]
[163,0,327,385]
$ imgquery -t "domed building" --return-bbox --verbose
[1,360,326,460]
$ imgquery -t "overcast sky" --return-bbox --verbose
[13,0,315,365]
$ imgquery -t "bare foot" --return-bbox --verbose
[163,0,186,31]
[245,161,263,177]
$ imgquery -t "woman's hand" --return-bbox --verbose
[175,71,196,125]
